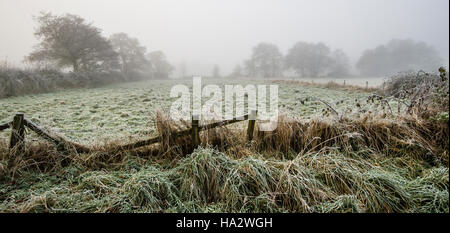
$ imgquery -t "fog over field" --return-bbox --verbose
[0,0,448,76]
[0,0,449,215]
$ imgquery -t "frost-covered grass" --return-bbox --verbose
[0,78,375,143]
[2,78,446,213]
[0,147,447,213]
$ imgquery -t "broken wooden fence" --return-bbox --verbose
[0,110,258,154]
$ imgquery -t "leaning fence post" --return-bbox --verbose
[9,113,25,153]
[191,115,200,148]
[247,110,257,141]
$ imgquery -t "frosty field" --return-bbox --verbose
[0,77,448,213]
[0,0,448,216]
[0,78,375,144]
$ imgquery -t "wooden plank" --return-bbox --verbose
[4,113,253,154]
[116,114,250,151]
[113,136,160,151]
[113,128,192,151]
[24,118,91,153]
[200,114,249,130]
[0,122,10,131]
[24,118,62,145]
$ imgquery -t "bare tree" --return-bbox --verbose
[328,49,351,77]
[285,42,333,77]
[212,64,220,78]
[147,51,174,79]
[356,39,443,76]
[178,61,187,78]
[244,59,256,77]
[230,64,243,78]
[245,43,283,78]
[26,12,118,72]
[110,33,149,75]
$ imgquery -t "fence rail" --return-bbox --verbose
[1,111,258,158]
[23,118,91,153]
[0,122,10,131]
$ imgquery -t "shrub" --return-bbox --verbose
[381,68,449,119]
[0,67,137,98]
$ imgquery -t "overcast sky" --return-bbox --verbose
[0,0,448,75]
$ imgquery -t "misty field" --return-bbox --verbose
[0,78,377,143]
[0,77,448,213]
[0,0,448,219]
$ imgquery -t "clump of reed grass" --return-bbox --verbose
[221,156,280,210]
[75,171,123,194]
[236,193,288,213]
[313,195,363,213]
[154,110,191,158]
[255,113,446,165]
[173,147,237,203]
[173,147,330,212]
[298,150,414,213]
[360,170,410,212]
[16,193,57,213]
[270,158,330,212]
[0,140,71,180]
[0,146,448,213]
[122,166,180,212]
[406,167,449,213]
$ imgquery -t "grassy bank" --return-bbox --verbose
[0,112,448,213]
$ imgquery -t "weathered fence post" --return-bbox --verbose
[366,81,368,90]
[343,80,346,86]
[247,110,257,141]
[191,115,200,148]
[9,113,25,152]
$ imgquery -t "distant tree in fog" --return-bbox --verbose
[285,42,333,77]
[356,39,443,76]
[243,59,255,77]
[230,64,243,78]
[178,61,187,78]
[147,51,173,79]
[110,33,149,75]
[245,43,283,78]
[26,12,118,72]
[328,49,351,77]
[212,64,220,78]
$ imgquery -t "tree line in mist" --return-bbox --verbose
[4,11,446,80]
[227,39,444,79]
[0,12,177,98]
[24,12,173,80]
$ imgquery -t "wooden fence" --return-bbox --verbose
[0,110,258,155]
